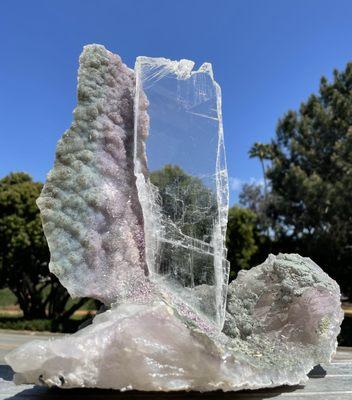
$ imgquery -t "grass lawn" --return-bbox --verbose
[0,287,97,312]
[0,287,97,332]
[0,313,92,333]
[0,288,17,308]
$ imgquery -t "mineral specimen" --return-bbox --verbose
[5,44,343,392]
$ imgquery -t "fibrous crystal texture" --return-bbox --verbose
[5,45,343,392]
[134,57,229,328]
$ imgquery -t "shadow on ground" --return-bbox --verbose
[0,365,13,382]
[0,364,331,400]
[2,387,304,400]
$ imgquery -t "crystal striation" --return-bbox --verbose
[134,57,229,328]
[5,45,344,392]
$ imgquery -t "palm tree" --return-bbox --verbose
[248,142,272,196]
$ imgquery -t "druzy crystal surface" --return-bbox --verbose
[5,45,343,392]
[35,45,151,305]
[134,57,229,328]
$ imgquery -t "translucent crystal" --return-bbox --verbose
[134,57,230,328]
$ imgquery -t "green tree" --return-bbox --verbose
[150,165,218,285]
[245,62,352,296]
[150,165,217,242]
[226,206,258,279]
[0,172,89,325]
[150,166,259,281]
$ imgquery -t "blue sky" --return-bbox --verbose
[1,0,352,204]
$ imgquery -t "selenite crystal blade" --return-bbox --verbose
[134,57,230,328]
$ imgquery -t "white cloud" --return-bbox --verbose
[229,176,264,192]
[248,177,264,187]
[229,177,242,191]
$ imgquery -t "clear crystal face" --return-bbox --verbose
[134,57,229,328]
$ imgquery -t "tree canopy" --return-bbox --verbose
[150,165,217,242]
[242,62,352,296]
[0,172,89,326]
[226,206,258,279]
[150,166,257,280]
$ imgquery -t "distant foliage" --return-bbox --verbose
[150,165,217,242]
[0,172,91,327]
[150,166,261,280]
[226,206,258,279]
[241,62,352,297]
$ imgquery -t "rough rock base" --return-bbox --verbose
[5,254,343,392]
